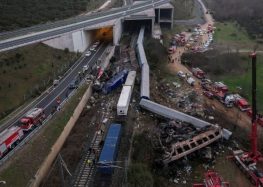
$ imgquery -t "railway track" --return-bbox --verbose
[73,131,103,187]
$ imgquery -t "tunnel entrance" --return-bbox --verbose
[123,19,153,34]
[92,27,113,43]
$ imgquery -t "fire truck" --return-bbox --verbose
[192,67,205,79]
[20,108,45,131]
[235,98,250,111]
[0,126,24,158]
[201,81,234,107]
[213,82,228,93]
[193,170,229,187]
[173,33,186,46]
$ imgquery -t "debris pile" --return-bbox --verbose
[154,120,223,165]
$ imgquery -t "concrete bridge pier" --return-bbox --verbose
[43,30,94,53]
[113,19,123,45]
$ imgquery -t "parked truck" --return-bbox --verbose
[20,108,45,131]
[192,67,205,79]
[102,70,128,94]
[201,81,234,107]
[235,98,250,111]
[173,33,186,46]
[213,82,228,93]
[0,126,24,158]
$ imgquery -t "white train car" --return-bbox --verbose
[117,86,132,116]
[125,71,136,89]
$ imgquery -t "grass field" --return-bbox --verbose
[212,22,263,112]
[214,22,263,50]
[0,44,77,120]
[171,0,194,20]
[0,0,107,31]
[0,84,88,187]
[221,55,263,112]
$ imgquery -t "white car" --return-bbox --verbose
[90,46,96,51]
[53,79,59,86]
[187,77,195,86]
[85,51,91,56]
[83,65,89,73]
[177,71,186,79]
[94,41,100,46]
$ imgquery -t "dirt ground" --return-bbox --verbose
[42,40,140,187]
[166,0,263,150]
[143,0,263,186]
[39,2,263,186]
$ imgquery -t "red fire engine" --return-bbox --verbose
[193,170,229,187]
[0,126,24,158]
[20,108,45,131]
[192,67,205,79]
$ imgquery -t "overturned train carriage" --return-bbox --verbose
[136,27,150,99]
[135,26,232,164]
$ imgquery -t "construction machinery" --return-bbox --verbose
[193,170,229,187]
[233,52,263,187]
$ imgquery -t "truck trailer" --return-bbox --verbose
[0,126,24,158]
[97,123,122,174]
[117,86,132,116]
[20,108,45,131]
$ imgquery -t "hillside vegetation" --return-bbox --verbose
[0,44,77,120]
[205,0,263,40]
[171,0,194,20]
[0,0,105,31]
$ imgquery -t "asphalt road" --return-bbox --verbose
[174,0,206,26]
[0,0,170,52]
[0,1,151,40]
[0,43,107,132]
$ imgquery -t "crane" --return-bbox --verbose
[232,52,263,187]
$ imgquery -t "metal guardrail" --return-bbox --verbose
[0,51,85,131]
[0,0,158,41]
[0,66,94,166]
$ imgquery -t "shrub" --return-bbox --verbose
[128,163,154,187]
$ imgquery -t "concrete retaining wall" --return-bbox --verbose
[31,83,93,187]
[43,33,74,51]
[43,30,93,52]
[113,19,122,45]
[72,30,92,52]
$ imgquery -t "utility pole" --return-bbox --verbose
[59,154,66,187]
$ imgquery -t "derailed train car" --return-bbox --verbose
[135,26,232,141]
[97,123,122,174]
[136,27,150,99]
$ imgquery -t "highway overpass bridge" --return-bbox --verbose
[0,0,173,53]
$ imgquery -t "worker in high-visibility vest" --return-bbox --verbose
[87,159,92,167]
